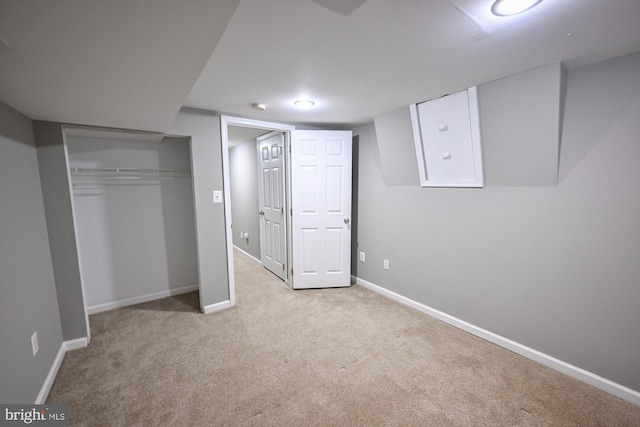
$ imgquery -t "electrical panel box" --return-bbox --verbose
[411,87,484,187]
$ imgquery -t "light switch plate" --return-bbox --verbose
[212,191,222,203]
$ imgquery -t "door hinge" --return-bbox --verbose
[282,264,285,270]
[281,207,284,214]
[290,208,292,216]
[289,145,291,153]
[291,268,293,275]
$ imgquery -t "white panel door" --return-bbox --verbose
[291,130,352,289]
[418,90,475,181]
[257,132,286,280]
[412,87,483,187]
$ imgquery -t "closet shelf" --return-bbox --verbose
[69,167,192,180]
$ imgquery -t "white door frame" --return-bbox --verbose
[220,116,295,306]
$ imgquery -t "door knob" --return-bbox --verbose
[258,211,265,216]
[344,218,350,224]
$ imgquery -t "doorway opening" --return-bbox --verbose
[221,116,354,304]
[63,125,199,342]
[221,116,294,306]
[227,126,290,283]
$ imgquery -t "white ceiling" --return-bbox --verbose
[228,125,271,148]
[0,0,240,131]
[1,0,640,132]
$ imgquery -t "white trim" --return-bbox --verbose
[284,131,293,289]
[409,103,427,185]
[202,299,231,314]
[220,115,296,306]
[467,86,484,187]
[355,276,640,406]
[220,117,236,307]
[35,344,65,404]
[64,337,88,351]
[61,128,92,343]
[86,284,199,315]
[35,338,89,404]
[233,245,261,264]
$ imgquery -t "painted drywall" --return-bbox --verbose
[479,63,563,186]
[66,135,198,310]
[0,102,64,403]
[168,108,229,307]
[230,139,261,260]
[33,122,88,341]
[373,105,420,186]
[372,64,563,188]
[353,52,640,392]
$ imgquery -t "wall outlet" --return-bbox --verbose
[239,231,243,239]
[383,259,389,270]
[359,251,366,262]
[31,332,39,356]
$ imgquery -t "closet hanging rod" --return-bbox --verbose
[69,167,192,179]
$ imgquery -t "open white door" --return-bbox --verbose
[257,132,286,280]
[290,130,352,289]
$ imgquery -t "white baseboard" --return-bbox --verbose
[87,284,199,315]
[35,337,89,404]
[202,299,231,314]
[233,245,262,264]
[35,344,65,404]
[355,276,640,407]
[64,337,88,351]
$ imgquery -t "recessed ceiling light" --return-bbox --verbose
[294,99,316,109]
[491,0,542,16]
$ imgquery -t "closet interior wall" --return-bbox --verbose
[66,132,199,313]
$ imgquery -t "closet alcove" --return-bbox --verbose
[65,127,199,314]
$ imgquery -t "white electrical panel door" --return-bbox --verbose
[411,87,483,187]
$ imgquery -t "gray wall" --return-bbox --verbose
[480,63,563,186]
[33,122,88,341]
[373,105,420,186]
[168,108,229,307]
[0,102,64,403]
[353,52,640,392]
[230,139,261,259]
[67,135,198,310]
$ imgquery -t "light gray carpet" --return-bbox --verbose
[47,251,640,426]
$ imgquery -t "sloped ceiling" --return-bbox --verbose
[186,0,640,128]
[0,0,240,131]
[1,0,639,131]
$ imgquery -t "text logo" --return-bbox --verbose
[1,405,68,426]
